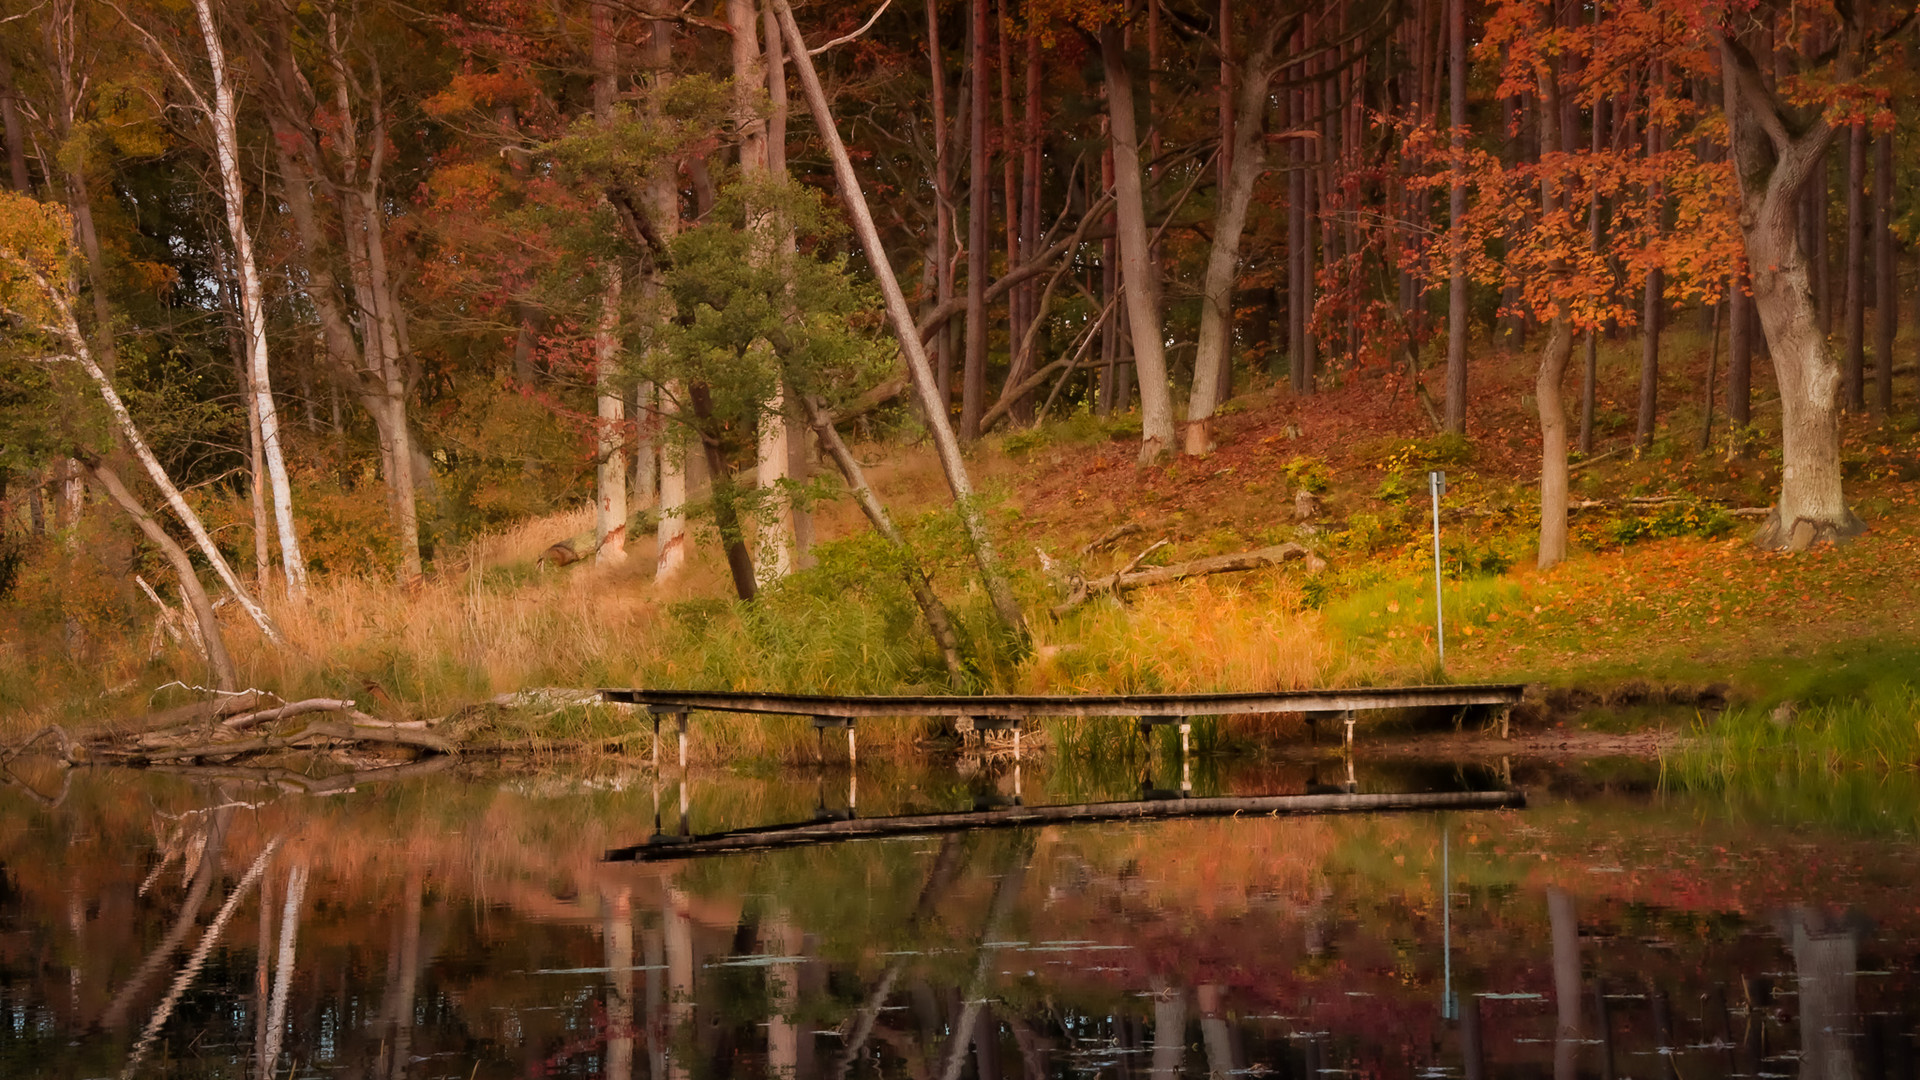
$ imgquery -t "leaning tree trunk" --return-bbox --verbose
[11,255,285,644]
[1720,38,1862,550]
[192,0,307,596]
[1100,24,1176,463]
[84,461,238,690]
[1184,28,1284,457]
[803,396,966,683]
[774,0,1028,645]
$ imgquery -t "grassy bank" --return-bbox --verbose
[4,335,1918,761]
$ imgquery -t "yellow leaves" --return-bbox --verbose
[0,192,78,327]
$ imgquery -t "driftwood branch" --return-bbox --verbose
[1054,543,1322,616]
[119,719,453,762]
[222,698,358,730]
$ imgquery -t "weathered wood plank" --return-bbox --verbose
[598,684,1523,720]
[604,788,1525,861]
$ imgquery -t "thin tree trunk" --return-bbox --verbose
[774,0,1028,643]
[1701,299,1722,451]
[1729,257,1752,443]
[927,0,956,408]
[1289,33,1315,396]
[640,5,688,584]
[0,50,29,191]
[1636,103,1664,450]
[595,267,629,563]
[1185,28,1285,456]
[803,396,966,682]
[83,462,238,690]
[593,0,628,565]
[960,0,991,440]
[689,384,758,601]
[1842,121,1866,412]
[12,259,282,643]
[1872,130,1895,416]
[192,0,307,596]
[1100,24,1175,462]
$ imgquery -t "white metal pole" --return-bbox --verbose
[1431,471,1446,671]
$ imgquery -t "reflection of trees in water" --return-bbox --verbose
[1791,907,1864,1080]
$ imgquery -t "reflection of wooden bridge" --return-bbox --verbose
[598,684,1526,765]
[604,788,1525,861]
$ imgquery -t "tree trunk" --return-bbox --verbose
[1444,0,1468,433]
[774,0,1028,644]
[1842,121,1866,412]
[655,385,691,581]
[803,396,966,683]
[83,461,238,690]
[192,0,307,596]
[1728,258,1752,436]
[960,0,991,441]
[756,386,793,582]
[592,0,627,565]
[1535,67,1573,570]
[0,50,29,191]
[14,257,283,643]
[1872,130,1895,416]
[688,384,758,601]
[1721,41,1861,549]
[927,0,956,407]
[1100,24,1175,462]
[640,4,688,584]
[1185,30,1283,457]
[595,267,629,563]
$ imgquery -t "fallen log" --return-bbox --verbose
[222,698,358,730]
[1054,542,1322,616]
[107,719,453,763]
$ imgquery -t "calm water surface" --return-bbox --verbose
[2,750,1917,1078]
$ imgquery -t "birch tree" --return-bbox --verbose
[120,0,309,595]
[592,0,628,565]
[0,192,285,644]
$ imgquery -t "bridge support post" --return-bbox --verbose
[1343,711,1356,751]
[648,707,689,770]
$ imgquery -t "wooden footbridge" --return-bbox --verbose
[598,683,1526,766]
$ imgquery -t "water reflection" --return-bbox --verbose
[1,754,1917,1078]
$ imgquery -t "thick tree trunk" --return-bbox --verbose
[1444,0,1468,433]
[774,0,1028,644]
[1872,131,1895,416]
[1721,41,1860,549]
[960,0,991,440]
[1100,24,1175,462]
[1536,68,1573,570]
[84,461,238,690]
[1184,30,1283,456]
[756,387,793,582]
[640,5,688,584]
[192,0,307,596]
[1842,121,1866,412]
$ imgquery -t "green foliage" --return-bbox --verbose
[1603,500,1737,545]
[1282,455,1332,494]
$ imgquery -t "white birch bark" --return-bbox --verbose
[9,252,285,644]
[596,265,629,563]
[655,384,690,581]
[755,385,792,582]
[191,0,307,596]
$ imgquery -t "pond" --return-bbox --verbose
[2,748,1916,1078]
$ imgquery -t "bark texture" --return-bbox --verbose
[1100,25,1175,462]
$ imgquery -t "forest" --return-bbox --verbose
[1,0,1918,726]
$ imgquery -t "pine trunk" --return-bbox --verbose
[1842,121,1866,412]
[960,0,990,440]
[1444,0,1467,431]
[1872,130,1895,416]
